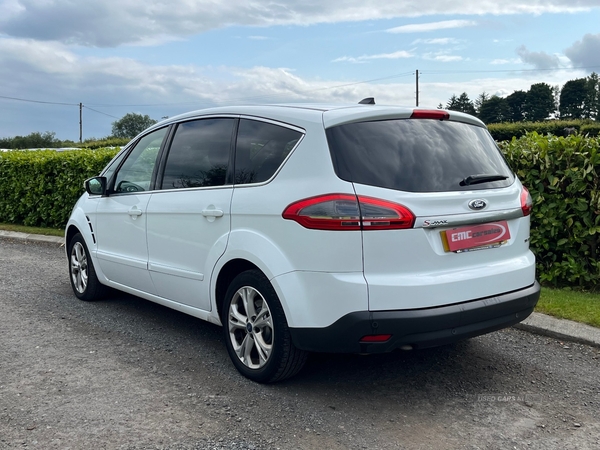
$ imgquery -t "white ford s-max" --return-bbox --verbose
[66,102,540,382]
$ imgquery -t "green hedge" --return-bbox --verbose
[0,148,118,228]
[487,120,600,141]
[3,135,600,288]
[73,137,130,149]
[500,133,600,288]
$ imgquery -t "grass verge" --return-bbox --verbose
[536,287,600,328]
[0,222,63,237]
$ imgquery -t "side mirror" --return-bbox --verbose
[84,176,107,196]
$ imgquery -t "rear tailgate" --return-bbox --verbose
[353,183,534,310]
[325,113,536,311]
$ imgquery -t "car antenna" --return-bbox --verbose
[358,97,375,105]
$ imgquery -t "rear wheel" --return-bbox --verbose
[222,270,307,383]
[68,233,107,301]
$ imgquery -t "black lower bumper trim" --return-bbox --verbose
[289,282,540,353]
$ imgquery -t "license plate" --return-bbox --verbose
[441,221,511,252]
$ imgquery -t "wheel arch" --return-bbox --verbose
[214,259,262,321]
[65,224,82,251]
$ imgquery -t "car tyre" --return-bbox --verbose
[68,233,107,301]
[222,270,308,383]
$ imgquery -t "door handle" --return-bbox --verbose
[128,207,143,217]
[201,209,224,218]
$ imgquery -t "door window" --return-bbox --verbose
[113,127,167,193]
[161,118,236,189]
[234,119,302,184]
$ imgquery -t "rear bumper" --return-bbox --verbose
[289,281,540,353]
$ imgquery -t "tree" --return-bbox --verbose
[111,113,158,139]
[584,72,600,121]
[524,83,555,121]
[446,92,476,115]
[0,131,62,149]
[478,96,510,124]
[445,94,458,110]
[474,92,490,115]
[506,90,527,122]
[559,78,587,119]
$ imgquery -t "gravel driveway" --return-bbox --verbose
[1,238,599,449]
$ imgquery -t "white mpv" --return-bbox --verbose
[66,102,540,382]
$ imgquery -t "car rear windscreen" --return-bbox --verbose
[326,119,514,192]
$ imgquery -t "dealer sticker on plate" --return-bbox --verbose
[441,221,511,252]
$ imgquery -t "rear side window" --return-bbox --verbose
[326,119,514,192]
[161,118,236,189]
[234,119,302,184]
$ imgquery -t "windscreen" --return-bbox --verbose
[326,119,514,192]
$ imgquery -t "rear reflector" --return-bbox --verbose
[410,110,450,120]
[360,334,392,343]
[282,194,415,231]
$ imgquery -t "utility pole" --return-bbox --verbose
[79,103,83,143]
[415,70,419,107]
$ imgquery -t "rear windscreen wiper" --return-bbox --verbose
[460,174,509,186]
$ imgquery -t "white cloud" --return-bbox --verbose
[333,50,414,64]
[387,20,477,34]
[411,38,462,45]
[0,0,595,47]
[516,45,561,69]
[490,58,520,65]
[248,35,270,40]
[565,33,600,67]
[425,54,464,62]
[421,50,465,62]
[0,29,594,140]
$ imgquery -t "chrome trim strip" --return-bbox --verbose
[416,208,523,229]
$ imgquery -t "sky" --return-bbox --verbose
[1,0,600,141]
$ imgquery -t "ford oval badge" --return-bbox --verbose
[468,199,487,210]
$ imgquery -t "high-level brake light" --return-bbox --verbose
[410,110,450,120]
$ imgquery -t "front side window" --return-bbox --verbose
[234,119,302,184]
[113,127,167,193]
[161,118,235,189]
[101,147,129,183]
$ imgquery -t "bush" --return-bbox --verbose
[0,131,63,149]
[488,120,589,141]
[0,133,130,150]
[500,133,600,288]
[74,137,130,150]
[580,123,600,137]
[0,148,118,228]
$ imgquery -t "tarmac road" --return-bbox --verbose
[1,238,599,449]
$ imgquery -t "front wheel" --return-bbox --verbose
[68,233,107,301]
[222,270,307,383]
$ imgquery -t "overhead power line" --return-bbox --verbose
[0,94,78,106]
[1,65,599,110]
[1,64,599,140]
[82,105,119,119]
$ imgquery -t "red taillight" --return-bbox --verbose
[282,194,415,231]
[520,186,532,216]
[360,334,392,343]
[359,196,415,230]
[282,194,361,230]
[410,110,450,120]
